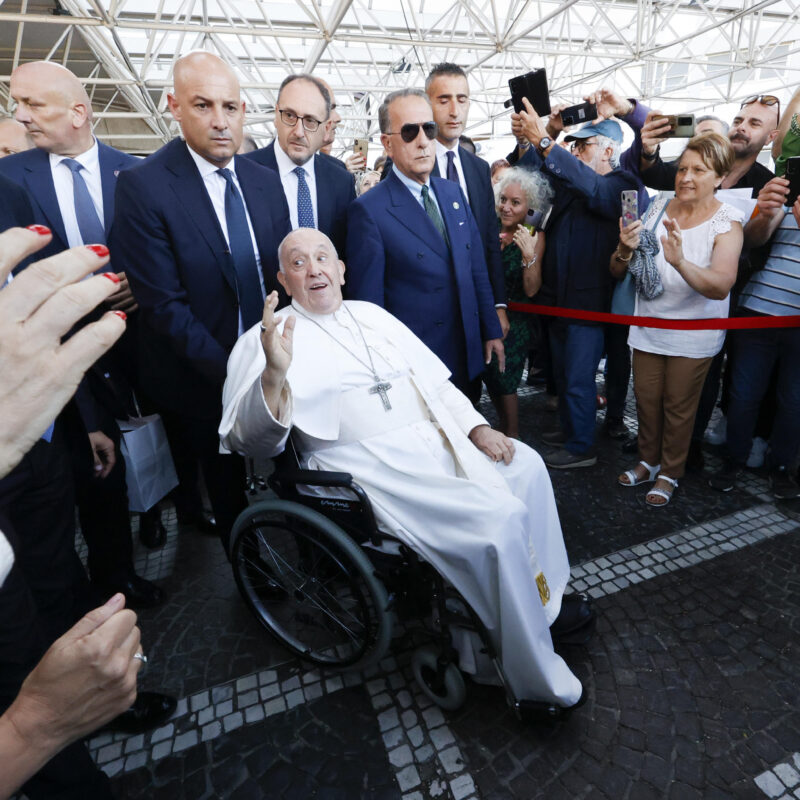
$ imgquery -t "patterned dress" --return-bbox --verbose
[484,241,536,396]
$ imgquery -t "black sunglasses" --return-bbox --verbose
[386,121,438,143]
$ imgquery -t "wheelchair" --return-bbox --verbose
[230,439,590,720]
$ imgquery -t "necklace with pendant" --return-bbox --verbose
[292,303,393,411]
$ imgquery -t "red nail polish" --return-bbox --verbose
[26,224,51,236]
[102,272,120,284]
[86,244,110,258]
[113,310,127,321]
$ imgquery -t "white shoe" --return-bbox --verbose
[705,415,727,446]
[746,437,768,468]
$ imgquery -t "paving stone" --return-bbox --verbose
[264,697,286,717]
[259,682,281,701]
[123,734,144,755]
[383,727,405,749]
[101,758,124,778]
[190,691,210,712]
[758,771,789,798]
[395,765,421,792]
[215,699,233,717]
[124,751,148,772]
[407,725,425,748]
[151,740,172,760]
[776,763,800,788]
[97,743,122,764]
[173,730,198,753]
[438,745,464,774]
[258,670,277,685]
[211,685,233,704]
[378,707,400,732]
[201,721,222,742]
[149,724,173,744]
[223,712,244,732]
[286,688,305,708]
[422,706,445,728]
[237,689,259,709]
[245,704,265,724]
[414,744,435,762]
[388,744,413,768]
[429,725,455,750]
[197,706,215,726]
[450,774,477,800]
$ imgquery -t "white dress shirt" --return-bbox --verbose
[186,144,266,335]
[393,168,444,218]
[50,138,104,248]
[273,141,318,230]
[435,140,469,203]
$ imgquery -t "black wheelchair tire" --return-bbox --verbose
[231,499,393,670]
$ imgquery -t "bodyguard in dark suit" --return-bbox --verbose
[0,61,169,609]
[114,52,291,545]
[346,89,503,397]
[0,173,34,233]
[425,63,508,334]
[246,74,355,258]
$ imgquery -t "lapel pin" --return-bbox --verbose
[114,170,120,177]
[453,201,460,209]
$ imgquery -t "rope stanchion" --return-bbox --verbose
[507,302,800,330]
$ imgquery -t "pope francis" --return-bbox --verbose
[220,228,584,709]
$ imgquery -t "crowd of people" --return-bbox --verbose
[1,50,799,797]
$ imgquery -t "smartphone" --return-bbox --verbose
[525,206,552,232]
[652,113,696,138]
[785,156,800,206]
[353,138,369,162]
[561,102,598,127]
[507,69,551,117]
[621,190,638,227]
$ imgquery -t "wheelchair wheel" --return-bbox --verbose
[231,500,393,670]
[411,644,466,711]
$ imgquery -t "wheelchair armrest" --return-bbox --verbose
[273,468,355,489]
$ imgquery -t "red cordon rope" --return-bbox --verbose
[507,302,800,330]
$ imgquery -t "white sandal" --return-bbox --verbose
[618,461,660,487]
[646,475,678,507]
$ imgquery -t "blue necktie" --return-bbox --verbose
[293,166,315,228]
[445,150,459,184]
[61,159,106,246]
[216,168,264,329]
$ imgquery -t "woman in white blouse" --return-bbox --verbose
[610,133,744,506]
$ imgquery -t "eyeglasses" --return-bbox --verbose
[386,121,438,143]
[740,95,781,120]
[570,139,599,153]
[277,108,323,132]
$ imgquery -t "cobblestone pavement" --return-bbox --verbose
[74,377,800,799]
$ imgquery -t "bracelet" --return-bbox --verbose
[641,145,660,162]
[614,249,633,263]
[522,255,538,269]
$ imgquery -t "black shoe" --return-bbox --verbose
[544,449,598,469]
[685,440,705,473]
[95,574,165,609]
[177,510,217,537]
[541,429,567,447]
[708,461,742,493]
[604,417,629,440]
[770,466,799,500]
[139,513,167,549]
[551,593,595,643]
[107,692,177,734]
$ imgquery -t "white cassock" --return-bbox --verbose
[220,300,582,706]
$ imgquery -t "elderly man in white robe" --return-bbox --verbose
[220,228,586,711]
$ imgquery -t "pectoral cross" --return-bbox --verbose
[369,380,393,411]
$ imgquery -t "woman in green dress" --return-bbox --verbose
[484,166,553,437]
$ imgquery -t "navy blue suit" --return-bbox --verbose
[435,146,506,306]
[0,141,137,263]
[245,142,355,259]
[346,171,502,391]
[113,138,291,417]
[112,138,291,541]
[0,173,35,234]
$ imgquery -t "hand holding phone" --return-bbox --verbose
[621,190,638,227]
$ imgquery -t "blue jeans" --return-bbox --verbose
[726,327,800,468]
[549,322,604,454]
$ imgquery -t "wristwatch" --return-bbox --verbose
[538,136,552,154]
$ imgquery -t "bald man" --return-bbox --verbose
[113,51,291,547]
[0,119,32,157]
[0,60,171,605]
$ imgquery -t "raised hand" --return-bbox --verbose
[661,217,685,268]
[259,291,294,416]
[586,89,632,122]
[618,217,642,253]
[641,111,673,157]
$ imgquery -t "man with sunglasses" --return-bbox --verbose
[246,74,356,259]
[346,88,503,398]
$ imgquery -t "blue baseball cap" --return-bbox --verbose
[564,119,623,143]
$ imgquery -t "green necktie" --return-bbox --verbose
[421,184,448,244]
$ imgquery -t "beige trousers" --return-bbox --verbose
[632,349,713,479]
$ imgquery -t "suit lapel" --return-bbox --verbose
[98,142,124,238]
[165,141,236,292]
[386,173,450,261]
[236,155,274,285]
[431,177,465,262]
[458,146,478,206]
[23,151,68,249]
[313,153,332,235]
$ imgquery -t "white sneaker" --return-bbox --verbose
[705,415,727,446]
[746,437,768,468]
